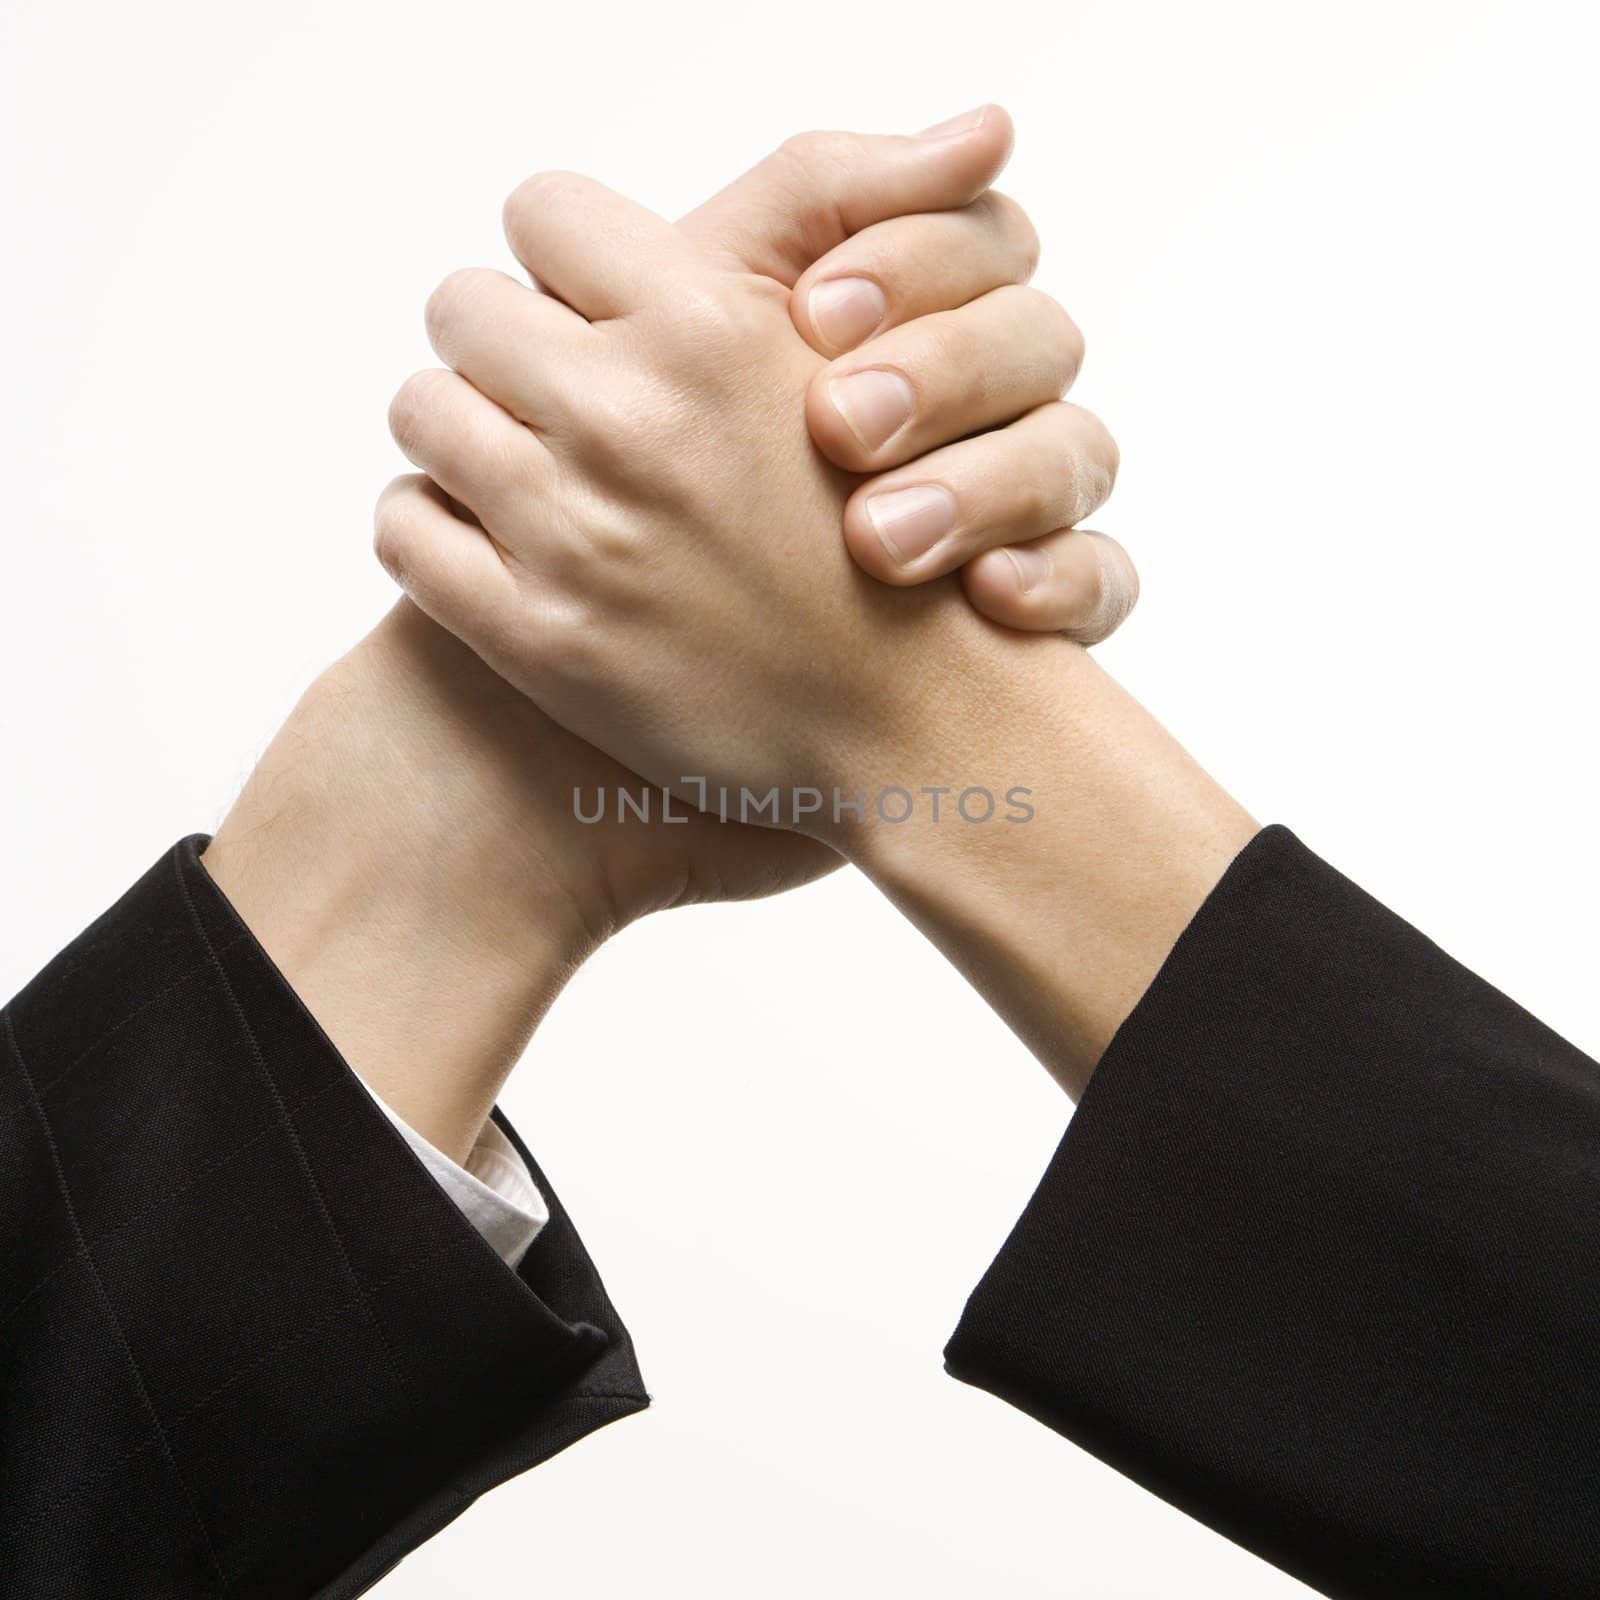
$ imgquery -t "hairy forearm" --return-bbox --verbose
[833,633,1257,1097]
[202,602,606,1162]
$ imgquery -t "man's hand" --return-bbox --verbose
[772,128,1136,642]
[210,111,1094,1157]
[669,106,1135,639]
[377,113,1119,824]
[204,600,842,1162]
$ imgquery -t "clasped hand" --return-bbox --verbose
[378,107,1133,841]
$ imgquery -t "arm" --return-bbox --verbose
[0,602,654,1599]
[834,646,1600,1599]
[3,114,1097,1597]
[934,814,1600,1600]
[387,162,1600,1599]
[199,597,732,1163]
[841,641,1256,1095]
[202,600,604,1163]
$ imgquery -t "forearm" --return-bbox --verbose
[3,722,650,1594]
[832,630,1257,1097]
[203,600,605,1162]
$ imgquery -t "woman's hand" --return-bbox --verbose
[378,120,1109,822]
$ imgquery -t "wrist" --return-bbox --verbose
[800,608,1086,853]
[833,637,1258,1095]
[203,601,616,1160]
[337,600,632,953]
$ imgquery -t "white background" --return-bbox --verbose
[3,1,1597,1594]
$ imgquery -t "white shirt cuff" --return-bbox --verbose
[364,1085,549,1269]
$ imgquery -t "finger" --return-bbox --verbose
[961,527,1140,642]
[387,367,550,527]
[842,401,1118,582]
[424,267,588,425]
[677,104,1014,284]
[502,171,699,319]
[790,191,1039,357]
[374,474,520,641]
[807,285,1084,473]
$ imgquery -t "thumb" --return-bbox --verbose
[677,104,1014,285]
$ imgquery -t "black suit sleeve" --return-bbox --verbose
[944,824,1600,1599]
[0,837,647,1599]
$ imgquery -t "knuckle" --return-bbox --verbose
[372,492,420,586]
[1073,533,1141,643]
[1021,287,1085,385]
[983,190,1042,281]
[583,519,639,570]
[1084,408,1121,487]
[1065,408,1120,522]
[1081,539,1110,616]
[770,132,853,248]
[1065,321,1088,383]
[1007,404,1122,530]
[387,369,447,452]
[1112,541,1141,622]
[559,486,644,568]
[776,128,849,172]
[423,268,492,348]
[777,129,822,163]
[503,169,591,237]
[566,376,659,471]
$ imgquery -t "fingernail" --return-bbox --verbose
[828,370,913,453]
[1006,546,1051,593]
[917,105,988,140]
[864,485,957,564]
[808,277,888,354]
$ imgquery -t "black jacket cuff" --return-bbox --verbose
[944,824,1600,1599]
[1,837,646,1598]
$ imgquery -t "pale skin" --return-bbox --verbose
[204,109,1144,1162]
[377,107,1257,1112]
